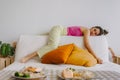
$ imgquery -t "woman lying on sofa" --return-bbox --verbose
[21,25,109,64]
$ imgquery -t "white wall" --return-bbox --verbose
[0,0,120,55]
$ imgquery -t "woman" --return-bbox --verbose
[21,25,108,64]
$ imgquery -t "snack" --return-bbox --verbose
[24,66,42,73]
[80,70,95,79]
[14,72,30,78]
[14,66,44,78]
[61,68,95,79]
[73,71,82,78]
[62,69,73,78]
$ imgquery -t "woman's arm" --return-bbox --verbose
[21,51,38,63]
[83,29,103,64]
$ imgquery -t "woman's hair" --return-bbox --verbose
[94,26,109,36]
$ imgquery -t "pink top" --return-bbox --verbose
[67,26,83,36]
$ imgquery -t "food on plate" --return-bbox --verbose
[15,72,30,78]
[24,66,42,73]
[80,70,95,79]
[62,69,73,78]
[14,66,44,78]
[61,68,95,79]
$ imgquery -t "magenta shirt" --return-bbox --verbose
[67,26,83,36]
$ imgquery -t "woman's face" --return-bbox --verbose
[90,27,100,36]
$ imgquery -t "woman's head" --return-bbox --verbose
[90,26,108,36]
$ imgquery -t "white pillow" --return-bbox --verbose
[15,35,109,62]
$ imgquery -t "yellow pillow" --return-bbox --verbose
[41,43,74,64]
[66,45,97,67]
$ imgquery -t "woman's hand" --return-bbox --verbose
[96,57,103,64]
[112,55,116,58]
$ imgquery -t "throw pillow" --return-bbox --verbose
[66,45,97,67]
[41,43,74,64]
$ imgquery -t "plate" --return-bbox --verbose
[12,73,46,80]
[57,70,102,80]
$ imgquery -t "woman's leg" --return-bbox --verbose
[21,25,66,63]
[21,51,38,63]
[37,25,66,58]
[47,25,65,46]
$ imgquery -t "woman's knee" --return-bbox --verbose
[51,25,62,31]
[49,25,63,35]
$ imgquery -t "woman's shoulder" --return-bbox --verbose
[80,26,89,32]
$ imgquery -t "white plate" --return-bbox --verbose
[12,73,46,80]
[57,71,102,80]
